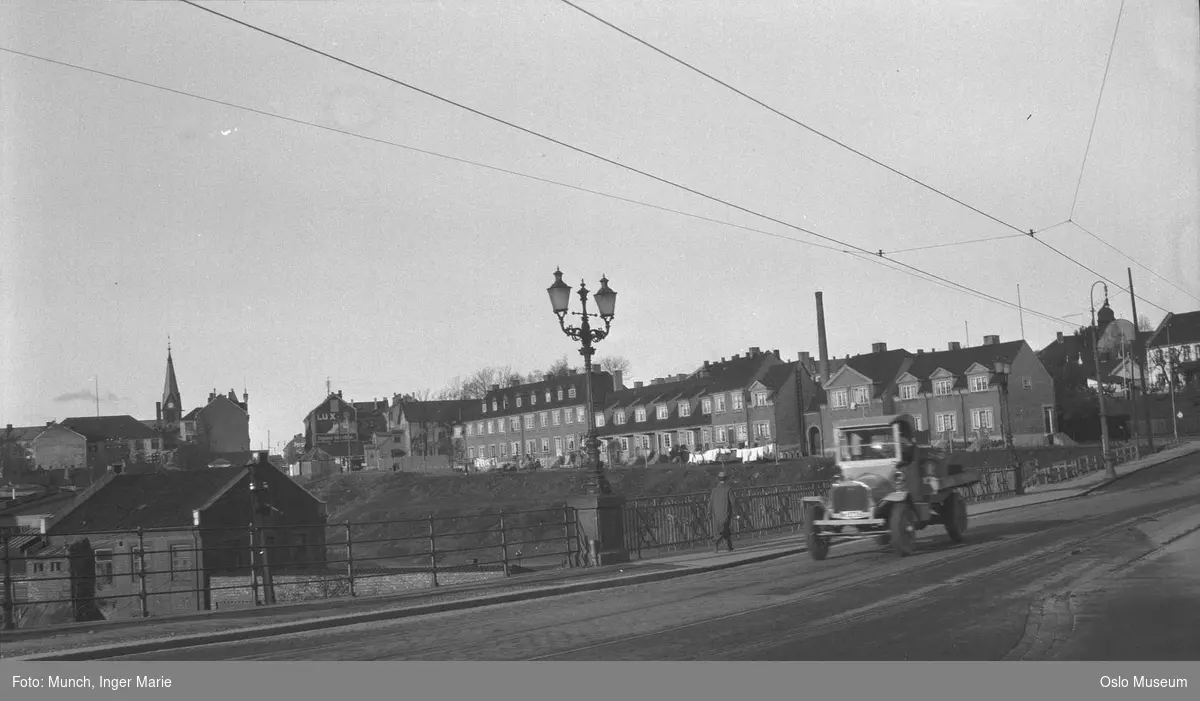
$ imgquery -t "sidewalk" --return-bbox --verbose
[4,440,1197,661]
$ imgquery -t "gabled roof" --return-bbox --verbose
[698,351,779,394]
[182,407,202,420]
[903,340,1025,380]
[395,399,470,425]
[1,425,46,444]
[200,393,249,417]
[30,424,86,444]
[758,363,796,392]
[1147,310,1200,348]
[827,349,914,397]
[301,447,336,462]
[352,398,390,414]
[305,393,359,422]
[59,415,159,441]
[48,465,250,533]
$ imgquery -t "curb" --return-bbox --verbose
[5,545,809,661]
[1077,446,1200,497]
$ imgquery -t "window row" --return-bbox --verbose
[467,435,579,460]
[481,385,580,414]
[464,407,589,436]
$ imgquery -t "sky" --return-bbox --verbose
[2,0,1197,453]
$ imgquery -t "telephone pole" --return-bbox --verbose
[1127,268,1152,453]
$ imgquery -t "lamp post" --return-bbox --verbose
[993,360,1022,494]
[1167,320,1179,443]
[547,268,617,496]
[1090,283,1117,480]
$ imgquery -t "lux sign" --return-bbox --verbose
[316,412,343,421]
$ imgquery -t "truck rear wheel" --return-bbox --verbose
[889,502,916,556]
[943,491,967,543]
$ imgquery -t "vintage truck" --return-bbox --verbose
[802,413,982,559]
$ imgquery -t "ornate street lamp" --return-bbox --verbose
[1090,283,1117,479]
[547,268,617,496]
[992,359,1022,495]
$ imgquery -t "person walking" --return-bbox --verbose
[710,471,734,553]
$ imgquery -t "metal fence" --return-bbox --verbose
[0,506,576,630]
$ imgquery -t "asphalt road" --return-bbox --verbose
[112,453,1200,661]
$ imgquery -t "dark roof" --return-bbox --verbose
[352,399,390,413]
[471,372,615,422]
[182,407,202,420]
[698,352,779,393]
[1149,311,1200,348]
[395,399,470,425]
[904,340,1024,378]
[162,349,181,404]
[301,447,336,461]
[60,415,159,441]
[832,349,914,397]
[0,490,77,517]
[758,363,795,391]
[3,425,54,444]
[49,466,249,533]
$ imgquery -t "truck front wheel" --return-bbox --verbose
[889,502,917,556]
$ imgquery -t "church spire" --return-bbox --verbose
[162,341,182,424]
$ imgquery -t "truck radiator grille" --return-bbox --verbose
[831,484,870,513]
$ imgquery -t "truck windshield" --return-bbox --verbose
[838,428,897,461]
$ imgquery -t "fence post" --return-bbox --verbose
[499,511,510,577]
[427,515,439,588]
[248,523,260,606]
[2,529,14,630]
[344,521,356,598]
[562,505,572,569]
[136,528,149,618]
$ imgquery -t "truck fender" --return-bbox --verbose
[879,492,909,504]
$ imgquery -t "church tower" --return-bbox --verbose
[158,343,183,447]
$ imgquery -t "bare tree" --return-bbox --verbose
[1137,314,1155,332]
[438,366,524,400]
[598,355,632,376]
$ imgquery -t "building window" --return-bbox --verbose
[540,412,549,428]
[482,402,487,413]
[468,447,476,459]
[564,409,573,425]
[454,426,463,438]
[498,419,506,434]
[899,383,918,400]
[541,438,550,454]
[553,410,561,426]
[567,435,576,451]
[853,386,870,405]
[503,396,509,409]
[489,444,497,457]
[933,379,954,396]
[151,438,160,450]
[678,401,691,417]
[557,389,564,401]
[620,437,630,452]
[554,437,564,456]
[531,394,537,406]
[94,549,114,586]
[50,561,62,572]
[754,422,771,439]
[500,443,508,457]
[754,391,769,406]
[1022,377,1033,390]
[715,395,726,413]
[661,433,673,451]
[640,435,652,450]
[510,417,520,431]
[679,430,694,446]
[936,412,957,433]
[466,424,474,437]
[737,425,748,441]
[717,427,728,443]
[577,407,585,423]
[731,393,743,411]
[615,410,627,425]
[545,390,552,403]
[492,400,498,411]
[525,439,535,455]
[971,408,995,431]
[702,398,713,414]
[477,422,484,435]
[595,414,605,428]
[524,415,534,430]
[913,415,923,431]
[656,405,668,420]
[701,427,712,445]
[968,375,989,392]
[569,387,577,398]
[635,408,647,422]
[517,396,523,407]
[487,421,495,435]
[31,562,44,573]
[170,544,193,582]
[511,441,520,456]
[830,389,848,409]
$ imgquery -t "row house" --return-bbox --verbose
[302,391,362,469]
[595,348,820,461]
[458,371,620,466]
[58,415,165,474]
[819,336,1056,449]
[383,399,468,465]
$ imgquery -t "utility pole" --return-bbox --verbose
[1168,322,1180,443]
[1017,284,1026,339]
[94,376,100,418]
[1127,268,1151,453]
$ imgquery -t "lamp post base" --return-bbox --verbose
[568,493,629,567]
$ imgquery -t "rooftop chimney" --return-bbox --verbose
[872,342,888,354]
[1057,331,1064,343]
[612,371,624,390]
[816,291,830,383]
[337,390,343,398]
[948,342,961,351]
[773,349,780,359]
[635,381,644,389]
[983,335,1000,346]
[491,384,500,392]
[749,346,761,355]
[46,421,53,427]
[510,377,521,387]
[733,353,741,360]
[651,378,664,386]
[917,349,924,355]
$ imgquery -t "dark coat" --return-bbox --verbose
[709,482,733,535]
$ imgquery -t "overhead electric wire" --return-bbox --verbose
[1068,221,1200,302]
[176,0,1089,326]
[1070,0,1126,218]
[886,230,1049,255]
[553,0,1183,314]
[2,44,1077,329]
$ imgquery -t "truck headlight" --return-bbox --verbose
[893,470,905,486]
